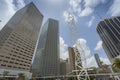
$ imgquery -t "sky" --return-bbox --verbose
[0,0,120,67]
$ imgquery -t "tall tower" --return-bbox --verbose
[32,18,60,77]
[94,53,102,67]
[97,17,120,63]
[60,59,66,75]
[0,2,43,76]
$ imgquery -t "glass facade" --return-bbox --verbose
[32,19,60,77]
[97,17,120,63]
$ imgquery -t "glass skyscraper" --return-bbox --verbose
[97,17,120,63]
[32,19,60,77]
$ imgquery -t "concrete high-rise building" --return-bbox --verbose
[0,2,43,76]
[94,53,102,67]
[32,19,60,77]
[97,17,120,63]
[68,47,82,71]
[68,47,75,71]
[60,59,66,75]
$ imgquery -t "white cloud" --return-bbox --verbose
[63,11,77,22]
[86,56,110,68]
[0,0,25,30]
[100,57,111,65]
[87,16,95,27]
[80,0,106,17]
[69,0,82,14]
[79,7,93,17]
[0,0,15,30]
[15,0,25,10]
[63,0,107,19]
[86,56,98,67]
[84,0,106,8]
[60,37,68,60]
[94,40,103,51]
[108,0,120,16]
[76,38,90,58]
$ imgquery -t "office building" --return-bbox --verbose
[0,2,43,76]
[60,59,66,75]
[32,19,60,77]
[68,47,75,71]
[94,53,102,67]
[68,47,82,71]
[97,17,120,63]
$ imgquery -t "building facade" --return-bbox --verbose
[97,17,120,63]
[0,2,43,77]
[68,47,75,71]
[94,53,102,67]
[60,59,66,75]
[68,47,82,72]
[32,19,60,77]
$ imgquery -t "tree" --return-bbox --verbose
[2,71,9,76]
[100,61,104,65]
[2,71,9,80]
[17,73,25,80]
[112,58,120,69]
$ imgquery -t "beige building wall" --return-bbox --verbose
[60,59,66,75]
[68,47,75,71]
[0,2,43,72]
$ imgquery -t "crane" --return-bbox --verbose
[66,12,90,80]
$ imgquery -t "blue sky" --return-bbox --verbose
[0,0,120,67]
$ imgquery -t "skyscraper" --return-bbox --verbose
[94,53,102,67]
[32,18,60,77]
[0,2,43,76]
[60,59,66,75]
[68,47,75,71]
[68,47,82,71]
[97,17,120,63]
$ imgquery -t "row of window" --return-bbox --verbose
[1,64,29,70]
[0,59,30,67]
[11,33,35,46]
[0,55,31,65]
[7,40,34,53]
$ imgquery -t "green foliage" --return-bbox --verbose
[2,71,9,76]
[17,73,25,80]
[112,58,120,69]
[100,61,104,65]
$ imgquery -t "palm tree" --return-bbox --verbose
[112,58,120,69]
[2,71,9,80]
[17,73,25,80]
[100,61,104,65]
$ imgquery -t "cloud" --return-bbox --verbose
[100,57,111,65]
[0,0,25,30]
[86,56,98,67]
[86,56,110,68]
[15,0,25,10]
[87,16,95,27]
[84,0,106,8]
[63,11,77,22]
[0,0,15,30]
[108,0,120,16]
[60,37,68,60]
[79,7,93,17]
[69,0,82,14]
[76,38,90,58]
[63,0,107,22]
[94,40,103,51]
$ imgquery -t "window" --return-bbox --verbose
[1,64,6,66]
